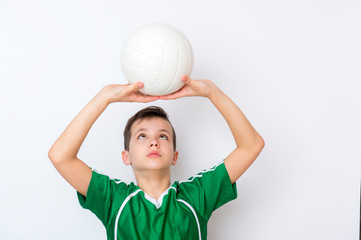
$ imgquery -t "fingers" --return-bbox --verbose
[182,76,192,85]
[131,85,160,102]
[136,94,159,102]
[158,76,192,100]
[128,78,194,101]
[158,95,176,100]
[130,94,159,103]
[159,90,186,100]
[143,96,160,102]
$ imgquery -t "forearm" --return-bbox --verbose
[159,77,264,183]
[49,88,110,163]
[208,83,264,149]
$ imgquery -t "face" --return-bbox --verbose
[122,117,178,173]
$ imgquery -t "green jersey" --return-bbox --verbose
[77,160,237,239]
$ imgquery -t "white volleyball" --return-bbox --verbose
[120,23,194,96]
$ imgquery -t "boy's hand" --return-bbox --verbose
[159,76,216,100]
[102,82,159,104]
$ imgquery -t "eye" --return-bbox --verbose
[159,134,168,140]
[138,133,146,139]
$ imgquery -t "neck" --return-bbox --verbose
[134,169,171,200]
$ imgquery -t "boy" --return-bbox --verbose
[48,76,265,239]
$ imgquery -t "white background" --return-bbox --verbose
[0,0,360,239]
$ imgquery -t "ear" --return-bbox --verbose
[171,150,179,166]
[122,150,131,165]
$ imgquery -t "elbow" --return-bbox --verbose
[236,134,265,152]
[253,134,265,153]
[48,146,77,166]
[48,146,66,165]
[48,147,59,165]
[258,135,265,149]
[236,135,265,154]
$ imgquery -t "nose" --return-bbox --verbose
[149,138,159,148]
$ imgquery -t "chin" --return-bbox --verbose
[146,162,171,171]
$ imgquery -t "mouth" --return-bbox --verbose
[147,152,161,158]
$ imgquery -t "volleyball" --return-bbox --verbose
[120,23,194,96]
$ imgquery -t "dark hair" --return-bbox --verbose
[123,106,176,151]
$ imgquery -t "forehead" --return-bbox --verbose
[131,117,173,135]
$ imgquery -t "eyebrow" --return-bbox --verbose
[134,128,171,136]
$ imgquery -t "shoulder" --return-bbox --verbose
[179,161,226,185]
[88,169,135,196]
[176,161,230,197]
[174,160,237,220]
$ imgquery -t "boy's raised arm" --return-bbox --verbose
[160,76,265,183]
[207,82,265,183]
[48,82,158,196]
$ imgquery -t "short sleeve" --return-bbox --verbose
[77,170,128,226]
[178,161,237,220]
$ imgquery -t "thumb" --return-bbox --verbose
[129,82,144,91]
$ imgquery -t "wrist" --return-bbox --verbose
[98,85,115,105]
[207,81,220,100]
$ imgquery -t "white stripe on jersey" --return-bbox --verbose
[179,160,224,184]
[177,199,202,240]
[114,189,142,240]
